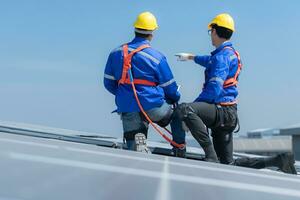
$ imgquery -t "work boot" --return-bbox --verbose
[134,133,151,154]
[264,153,297,174]
[203,145,219,163]
[125,140,136,151]
[276,153,297,174]
[172,147,186,158]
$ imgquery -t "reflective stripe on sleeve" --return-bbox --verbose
[229,54,237,61]
[209,77,224,84]
[104,74,116,80]
[159,78,175,88]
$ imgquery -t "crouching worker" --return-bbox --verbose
[175,13,297,174]
[175,13,240,163]
[104,12,186,155]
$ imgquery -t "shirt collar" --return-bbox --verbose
[211,41,233,55]
[131,37,151,45]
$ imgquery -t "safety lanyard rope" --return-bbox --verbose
[128,69,185,149]
[123,45,185,149]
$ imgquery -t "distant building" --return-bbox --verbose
[247,128,280,138]
[234,136,292,156]
[280,123,300,160]
[234,123,300,160]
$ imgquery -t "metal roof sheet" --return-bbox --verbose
[0,121,299,200]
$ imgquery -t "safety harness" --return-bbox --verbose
[119,44,185,149]
[223,46,242,88]
[118,44,157,86]
[219,47,242,106]
[218,46,242,132]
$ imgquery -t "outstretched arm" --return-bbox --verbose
[175,53,211,68]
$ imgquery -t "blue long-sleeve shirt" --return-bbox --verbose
[104,37,180,112]
[194,41,240,104]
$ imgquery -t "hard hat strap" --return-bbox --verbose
[134,28,154,35]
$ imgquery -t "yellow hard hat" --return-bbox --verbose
[134,11,158,31]
[208,13,235,32]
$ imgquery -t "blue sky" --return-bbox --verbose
[1,0,300,140]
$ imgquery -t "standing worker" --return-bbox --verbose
[104,12,186,155]
[175,13,296,174]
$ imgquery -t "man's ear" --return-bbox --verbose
[148,34,153,41]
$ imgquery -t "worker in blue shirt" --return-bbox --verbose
[175,13,240,163]
[175,13,297,174]
[104,12,185,154]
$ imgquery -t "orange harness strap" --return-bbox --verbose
[122,79,157,86]
[219,100,238,106]
[121,44,185,149]
[219,47,242,106]
[223,47,242,88]
[118,44,157,86]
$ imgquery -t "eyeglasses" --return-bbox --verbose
[208,29,212,35]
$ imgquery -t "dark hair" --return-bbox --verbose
[134,30,152,38]
[211,24,233,39]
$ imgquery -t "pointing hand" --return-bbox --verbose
[175,53,195,61]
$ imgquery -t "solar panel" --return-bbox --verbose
[0,121,299,200]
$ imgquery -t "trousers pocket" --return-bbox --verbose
[216,105,237,129]
[223,107,237,128]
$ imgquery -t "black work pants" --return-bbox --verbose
[176,102,269,168]
[176,102,238,164]
[176,102,216,148]
[233,157,266,169]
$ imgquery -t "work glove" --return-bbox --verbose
[175,53,195,61]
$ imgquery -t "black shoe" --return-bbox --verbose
[203,145,219,163]
[172,147,186,158]
[134,133,151,154]
[276,153,297,175]
[203,157,219,163]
